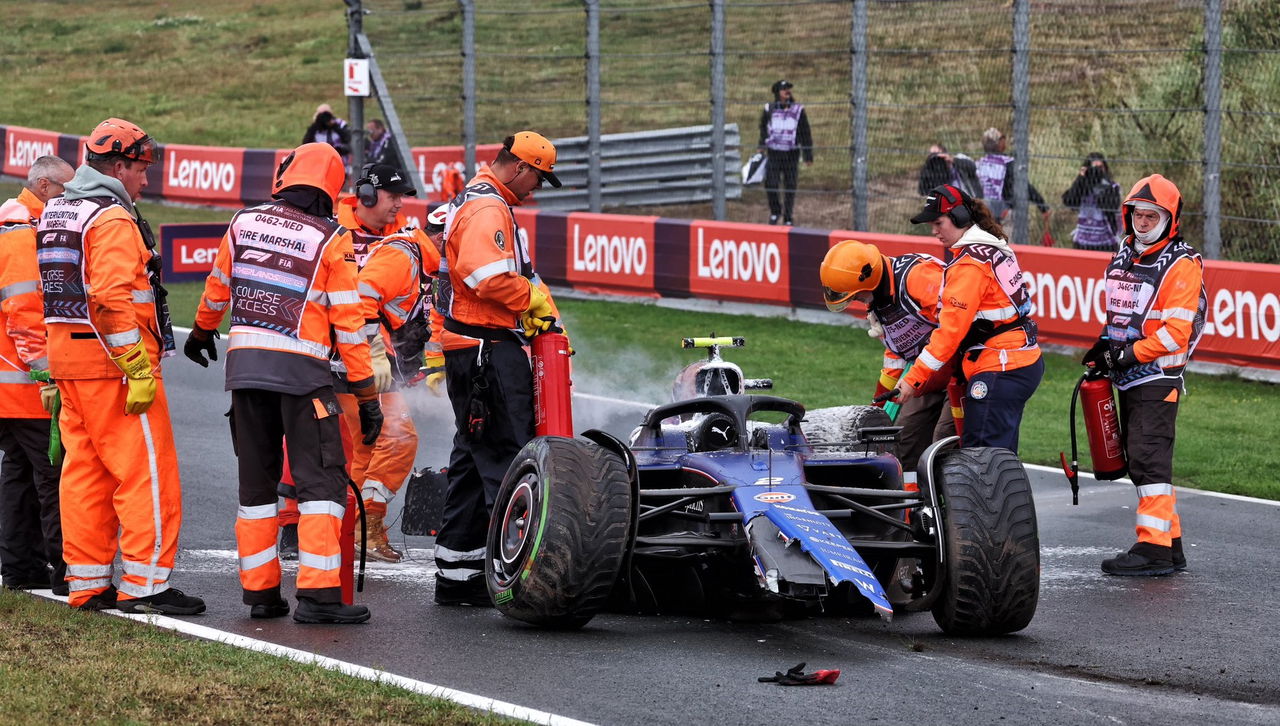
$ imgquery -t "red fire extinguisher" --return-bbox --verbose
[1060,368,1127,505]
[531,330,574,437]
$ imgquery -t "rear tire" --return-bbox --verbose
[486,436,631,629]
[931,447,1039,635]
[803,405,893,454]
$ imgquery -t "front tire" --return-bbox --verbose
[931,447,1039,635]
[486,436,631,629]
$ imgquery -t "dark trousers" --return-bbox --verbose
[1119,383,1179,488]
[765,149,800,220]
[961,357,1044,452]
[0,418,63,588]
[894,388,956,472]
[436,342,534,587]
[229,387,349,603]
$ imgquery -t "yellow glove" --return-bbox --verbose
[110,340,156,415]
[40,383,59,415]
[368,333,394,393]
[424,354,446,397]
[520,279,557,338]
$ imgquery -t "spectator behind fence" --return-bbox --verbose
[758,79,813,227]
[303,103,352,164]
[975,127,1051,233]
[917,143,982,199]
[365,118,402,169]
[1062,152,1122,253]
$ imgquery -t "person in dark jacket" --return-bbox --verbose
[757,79,813,226]
[917,143,982,199]
[303,104,352,164]
[1062,152,1122,252]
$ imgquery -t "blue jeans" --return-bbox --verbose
[961,357,1044,452]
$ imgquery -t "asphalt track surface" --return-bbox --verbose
[99,343,1280,724]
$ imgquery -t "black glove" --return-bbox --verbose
[758,662,840,686]
[350,381,384,445]
[1111,342,1138,371]
[184,326,220,367]
[1081,338,1109,370]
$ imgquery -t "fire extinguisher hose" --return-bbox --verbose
[1060,373,1085,506]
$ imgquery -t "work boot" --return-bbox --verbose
[293,596,371,624]
[250,598,290,619]
[768,214,779,225]
[51,582,69,597]
[1172,537,1187,571]
[117,588,207,616]
[433,576,492,607]
[279,523,299,561]
[783,217,794,226]
[74,585,119,611]
[1101,542,1175,577]
[361,512,403,564]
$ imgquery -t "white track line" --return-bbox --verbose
[30,590,593,726]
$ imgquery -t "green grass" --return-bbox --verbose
[0,590,516,726]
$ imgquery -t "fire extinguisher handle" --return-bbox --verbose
[872,389,899,405]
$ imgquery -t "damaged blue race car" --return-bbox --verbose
[484,336,1040,636]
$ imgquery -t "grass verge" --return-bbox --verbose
[0,590,516,726]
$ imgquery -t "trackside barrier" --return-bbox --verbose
[161,211,1280,375]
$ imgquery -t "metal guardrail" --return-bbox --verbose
[534,124,742,211]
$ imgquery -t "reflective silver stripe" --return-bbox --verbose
[139,411,164,597]
[238,503,278,520]
[434,544,486,562]
[1157,352,1189,368]
[118,579,168,598]
[425,341,443,355]
[361,322,380,337]
[67,564,113,578]
[306,289,329,305]
[298,551,342,571]
[361,480,394,504]
[69,577,112,591]
[334,329,363,345]
[464,259,517,289]
[239,545,278,571]
[357,282,382,302]
[328,290,361,306]
[103,328,141,347]
[299,500,345,519]
[211,266,230,284]
[0,280,39,301]
[435,567,482,581]
[229,330,328,359]
[1135,513,1172,532]
[28,356,48,371]
[0,371,32,384]
[1137,483,1174,498]
[882,356,907,370]
[1162,307,1197,322]
[132,289,155,304]
[974,305,1017,321]
[205,299,229,311]
[122,561,171,581]
[916,349,945,371]
[1156,327,1180,352]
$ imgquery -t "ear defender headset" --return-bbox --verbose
[937,184,973,228]
[356,163,378,207]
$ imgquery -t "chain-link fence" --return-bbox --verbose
[361,0,1279,263]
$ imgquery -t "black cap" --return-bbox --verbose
[910,185,969,225]
[362,164,416,195]
[771,79,794,94]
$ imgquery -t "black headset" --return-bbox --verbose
[356,163,378,207]
[936,184,973,228]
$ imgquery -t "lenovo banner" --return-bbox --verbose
[2,125,61,178]
[689,220,791,305]
[160,144,245,206]
[564,212,658,295]
[409,144,501,202]
[161,223,227,283]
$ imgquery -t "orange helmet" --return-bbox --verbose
[1123,173,1183,242]
[86,117,155,164]
[273,143,346,204]
[820,240,884,312]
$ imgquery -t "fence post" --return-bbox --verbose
[460,0,477,178]
[850,0,869,231]
[586,0,602,213]
[1203,0,1223,259]
[346,0,365,180]
[1011,0,1031,245]
[709,0,727,220]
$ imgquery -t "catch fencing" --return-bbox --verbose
[359,0,1280,263]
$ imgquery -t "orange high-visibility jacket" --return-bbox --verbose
[902,230,1040,390]
[195,201,374,392]
[37,195,168,381]
[436,168,558,351]
[358,227,439,335]
[874,254,943,393]
[0,189,50,418]
[336,195,410,268]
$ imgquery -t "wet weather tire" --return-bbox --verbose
[931,447,1039,635]
[486,436,632,629]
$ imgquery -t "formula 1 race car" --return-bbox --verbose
[485,336,1040,635]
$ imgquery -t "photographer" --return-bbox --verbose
[917,143,981,199]
[303,104,352,163]
[1062,152,1122,252]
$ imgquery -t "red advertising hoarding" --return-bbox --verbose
[3,125,61,178]
[160,144,245,206]
[565,212,658,295]
[688,220,791,304]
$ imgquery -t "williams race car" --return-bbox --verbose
[484,336,1040,635]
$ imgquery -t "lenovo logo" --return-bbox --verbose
[7,136,55,170]
[572,224,648,276]
[695,228,782,284]
[167,150,237,192]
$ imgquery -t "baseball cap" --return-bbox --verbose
[362,164,416,195]
[507,131,561,188]
[911,184,968,225]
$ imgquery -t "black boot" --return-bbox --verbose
[293,596,370,624]
[1101,542,1175,577]
[250,598,290,619]
[433,576,492,607]
[1172,537,1187,571]
[74,585,119,611]
[117,587,206,615]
